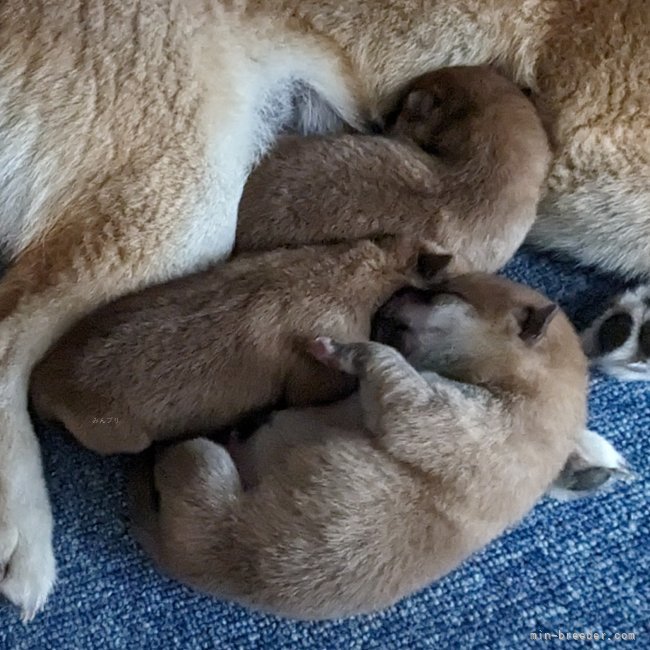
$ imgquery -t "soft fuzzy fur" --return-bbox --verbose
[30,238,448,454]
[30,64,551,453]
[236,65,550,273]
[0,0,647,619]
[129,274,590,619]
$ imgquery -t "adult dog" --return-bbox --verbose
[0,0,647,619]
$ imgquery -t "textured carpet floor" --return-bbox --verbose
[1,247,648,649]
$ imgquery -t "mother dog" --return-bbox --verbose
[0,0,647,619]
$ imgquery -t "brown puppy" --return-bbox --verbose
[30,238,448,455]
[236,66,551,273]
[130,274,590,620]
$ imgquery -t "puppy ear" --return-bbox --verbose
[515,303,559,344]
[547,429,632,501]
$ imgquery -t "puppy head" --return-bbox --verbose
[386,66,538,156]
[373,273,586,390]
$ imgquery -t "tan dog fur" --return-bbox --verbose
[0,0,646,618]
[30,65,550,453]
[236,66,550,273]
[130,275,588,619]
[30,238,447,455]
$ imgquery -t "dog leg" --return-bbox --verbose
[548,429,632,500]
[130,438,242,592]
[309,337,494,472]
[0,168,240,618]
[309,337,438,432]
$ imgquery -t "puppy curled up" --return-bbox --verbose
[236,65,552,273]
[30,237,449,454]
[130,274,596,619]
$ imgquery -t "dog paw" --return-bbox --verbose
[308,337,360,374]
[581,285,650,380]
[308,337,385,375]
[548,429,633,501]
[0,508,56,622]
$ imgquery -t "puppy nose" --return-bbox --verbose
[367,119,384,134]
[390,285,446,304]
[371,314,408,349]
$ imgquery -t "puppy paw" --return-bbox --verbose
[549,429,633,501]
[0,506,56,622]
[581,285,650,381]
[308,337,386,375]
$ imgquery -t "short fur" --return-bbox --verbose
[130,274,588,619]
[236,66,551,273]
[0,0,647,619]
[30,238,447,454]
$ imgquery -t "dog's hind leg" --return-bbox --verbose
[130,438,243,593]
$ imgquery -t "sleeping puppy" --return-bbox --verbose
[28,69,550,454]
[129,274,625,620]
[236,66,551,274]
[581,285,650,381]
[30,237,449,454]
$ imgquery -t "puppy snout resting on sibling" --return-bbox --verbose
[130,274,603,619]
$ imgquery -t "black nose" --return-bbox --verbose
[371,313,409,350]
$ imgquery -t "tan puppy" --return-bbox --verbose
[30,238,448,455]
[236,66,551,273]
[0,0,646,619]
[130,274,592,619]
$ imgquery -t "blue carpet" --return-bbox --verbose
[1,247,648,649]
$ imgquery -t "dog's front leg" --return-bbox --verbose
[0,161,243,619]
[308,338,437,434]
[309,337,491,472]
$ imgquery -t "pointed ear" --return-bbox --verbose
[547,429,632,501]
[416,251,453,284]
[403,88,441,121]
[515,303,559,344]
